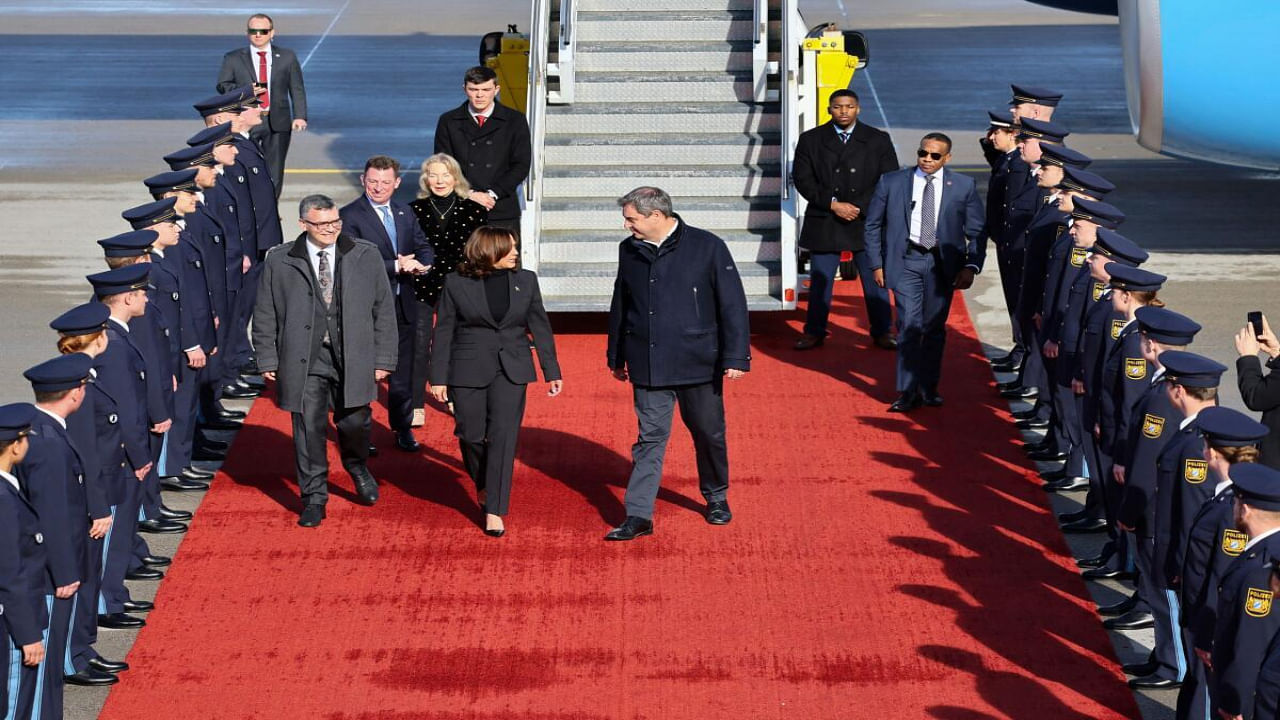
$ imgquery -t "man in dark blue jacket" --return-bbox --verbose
[605,187,750,541]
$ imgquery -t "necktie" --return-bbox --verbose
[377,206,400,294]
[257,51,270,108]
[475,114,486,128]
[919,175,937,250]
[838,131,850,143]
[318,249,332,306]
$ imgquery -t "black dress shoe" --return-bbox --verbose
[197,438,230,452]
[1040,467,1068,481]
[705,500,732,525]
[192,446,227,461]
[181,466,215,481]
[213,407,247,420]
[65,668,119,686]
[1044,476,1090,492]
[605,516,654,541]
[141,555,171,567]
[1097,595,1139,616]
[394,429,421,452]
[98,612,146,629]
[1077,555,1109,569]
[990,351,1017,366]
[991,359,1022,373]
[1028,449,1068,462]
[351,468,379,506]
[1122,659,1159,676]
[1000,385,1039,399]
[921,390,943,407]
[125,566,164,580]
[138,518,187,534]
[1103,610,1155,630]
[871,334,897,350]
[1016,417,1052,430]
[88,656,129,673]
[122,599,155,612]
[368,444,379,457]
[221,384,259,399]
[161,475,209,492]
[1083,566,1133,581]
[1128,674,1180,690]
[200,417,242,431]
[995,380,1021,393]
[1013,407,1043,421]
[1057,510,1088,524]
[888,392,922,413]
[1060,517,1108,533]
[298,504,326,528]
[158,505,192,521]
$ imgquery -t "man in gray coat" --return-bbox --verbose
[253,194,397,527]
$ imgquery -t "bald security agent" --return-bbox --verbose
[253,194,398,528]
[0,403,52,720]
[864,132,985,413]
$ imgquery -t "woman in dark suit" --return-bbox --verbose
[430,227,562,537]
[408,153,489,425]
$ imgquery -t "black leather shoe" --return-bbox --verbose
[991,359,1022,373]
[872,334,897,350]
[298,504,325,528]
[200,417,241,431]
[1098,595,1139,616]
[88,656,129,673]
[181,466,215,481]
[1013,407,1043,421]
[1057,510,1088,524]
[368,444,379,457]
[1028,449,1068,462]
[1016,417,1051,430]
[1040,467,1068,481]
[161,475,209,492]
[921,390,944,407]
[1104,611,1155,630]
[605,516,654,541]
[197,438,230,452]
[138,518,186,534]
[141,555,171,567]
[1122,659,1159,676]
[1061,517,1108,533]
[705,501,732,525]
[1023,439,1054,452]
[221,384,259,399]
[1045,476,1090,492]
[351,468,379,506]
[191,446,227,461]
[1001,385,1039,399]
[888,392,922,413]
[158,505,192,521]
[212,407,247,420]
[98,612,146,629]
[1128,674,1180,690]
[1078,554,1110,569]
[125,567,164,580]
[65,668,119,686]
[122,599,154,612]
[1083,566,1133,580]
[394,429,421,452]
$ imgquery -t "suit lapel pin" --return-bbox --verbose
[514,285,520,292]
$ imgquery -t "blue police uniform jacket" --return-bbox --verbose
[87,373,130,506]
[65,369,108,520]
[187,205,230,322]
[217,162,258,265]
[1117,376,1182,536]
[231,136,284,257]
[1182,486,1238,650]
[1154,417,1216,584]
[97,323,151,472]
[0,476,52,647]
[1212,531,1280,717]
[607,216,750,387]
[16,411,88,589]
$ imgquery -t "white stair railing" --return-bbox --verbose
[549,0,577,104]
[522,0,552,271]
[779,0,802,309]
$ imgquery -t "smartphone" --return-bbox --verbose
[1249,311,1264,336]
[253,81,266,91]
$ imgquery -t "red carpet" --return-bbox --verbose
[99,283,1139,720]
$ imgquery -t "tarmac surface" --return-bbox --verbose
[0,1,1276,719]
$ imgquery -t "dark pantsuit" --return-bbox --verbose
[894,248,954,394]
[291,346,371,507]
[804,250,892,339]
[450,374,527,517]
[624,380,729,520]
[411,299,435,410]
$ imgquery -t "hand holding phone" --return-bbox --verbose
[1249,311,1264,337]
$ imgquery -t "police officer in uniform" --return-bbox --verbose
[1178,408,1269,720]
[0,403,52,720]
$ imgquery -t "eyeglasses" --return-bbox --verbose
[302,219,342,230]
[916,149,945,160]
[247,28,272,35]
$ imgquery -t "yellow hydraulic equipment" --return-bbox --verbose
[802,24,868,125]
[479,25,530,112]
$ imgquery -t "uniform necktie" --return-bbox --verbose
[919,175,937,250]
[257,51,270,109]
[475,114,486,128]
[318,248,332,306]
[838,131,850,143]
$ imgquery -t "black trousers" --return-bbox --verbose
[251,120,290,197]
[411,298,435,410]
[387,306,416,432]
[623,379,729,520]
[450,373,527,517]
[291,346,371,507]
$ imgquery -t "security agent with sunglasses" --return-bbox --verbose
[864,133,985,412]
[252,195,397,528]
[216,13,307,195]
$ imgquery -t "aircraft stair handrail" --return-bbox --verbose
[752,0,770,101]
[522,0,551,270]
[556,0,577,103]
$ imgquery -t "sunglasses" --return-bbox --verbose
[916,149,945,160]
[247,28,272,35]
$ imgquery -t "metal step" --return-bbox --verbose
[544,133,781,166]
[577,13,780,43]
[573,71,756,104]
[545,102,778,135]
[537,261,780,298]
[543,164,782,198]
[578,0,756,11]
[576,41,754,73]
[544,293,786,312]
[539,196,781,232]
[538,230,780,263]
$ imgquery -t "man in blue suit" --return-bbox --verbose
[864,133,985,412]
[339,155,434,452]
